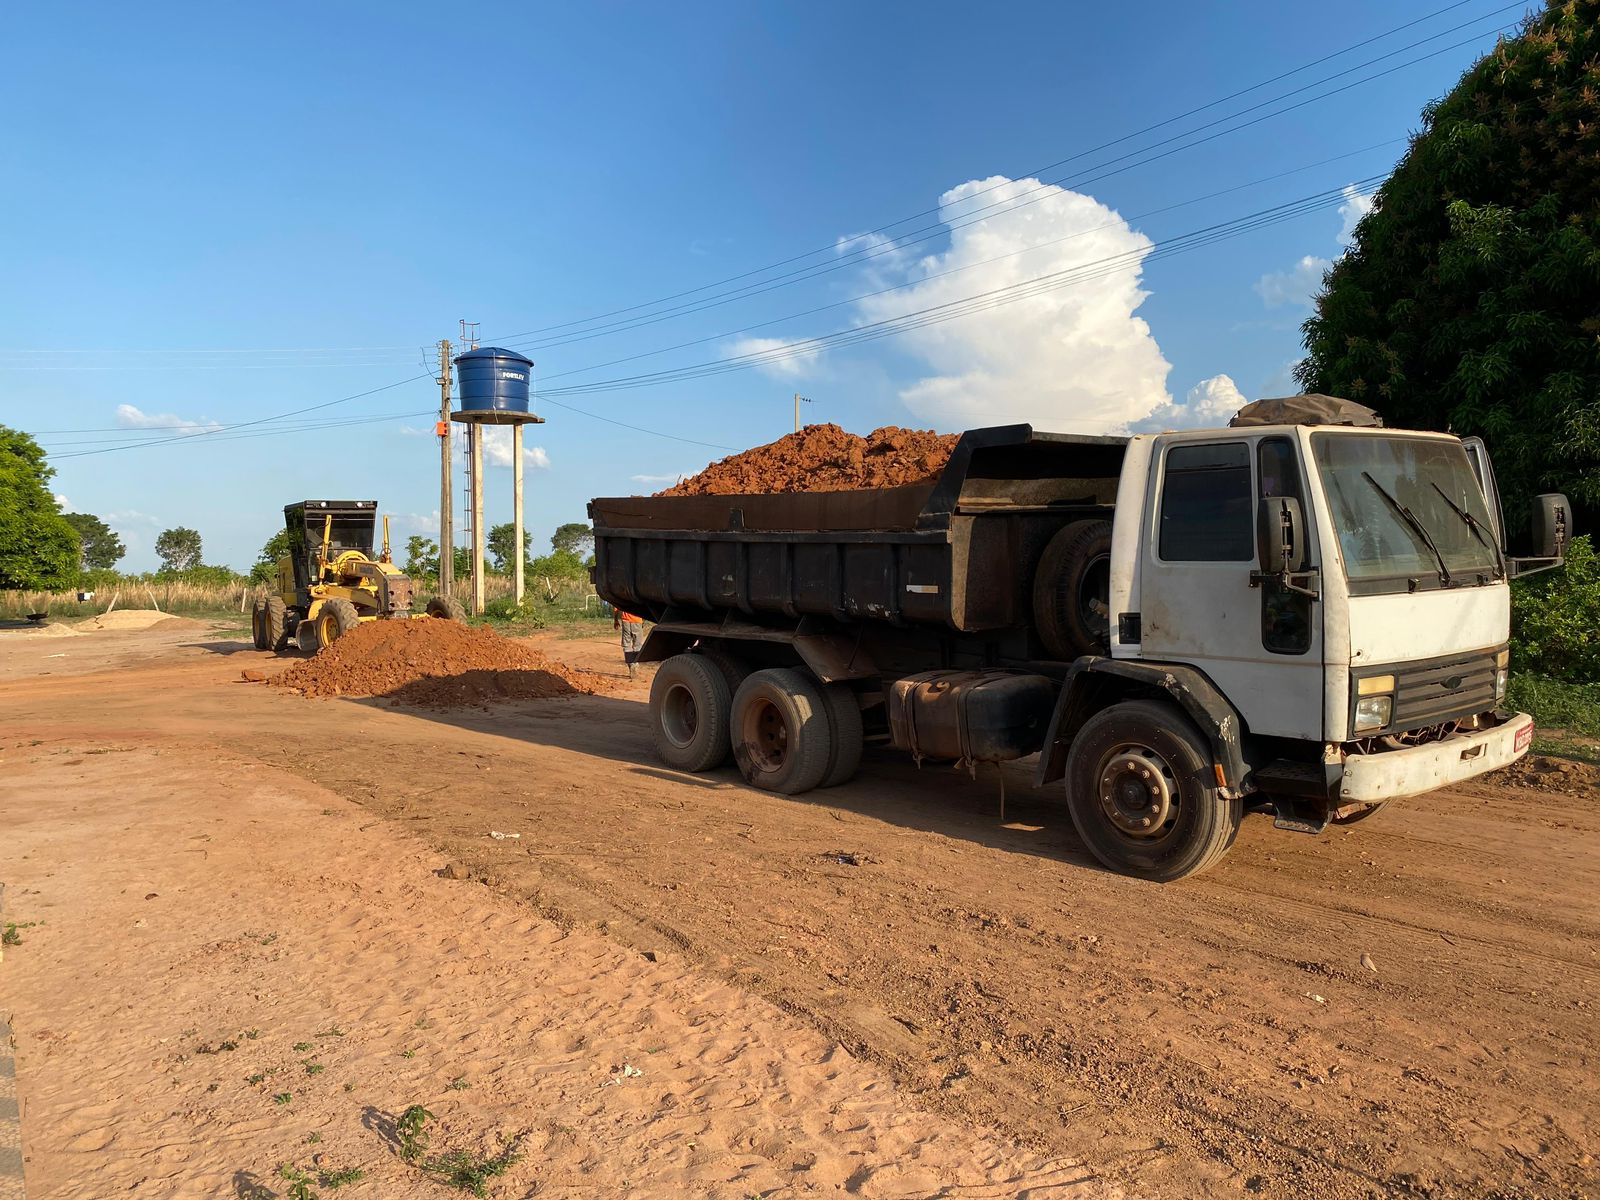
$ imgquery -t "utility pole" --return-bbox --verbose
[437,339,454,598]
[794,393,811,432]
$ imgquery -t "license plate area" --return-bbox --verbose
[1514,722,1534,753]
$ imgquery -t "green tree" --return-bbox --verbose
[0,425,79,590]
[154,526,203,573]
[62,512,126,571]
[1297,0,1600,530]
[487,522,532,573]
[528,548,589,582]
[1511,534,1600,683]
[404,535,439,577]
[248,529,290,585]
[452,545,487,580]
[550,521,594,559]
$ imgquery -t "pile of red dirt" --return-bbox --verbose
[658,423,959,496]
[269,618,613,706]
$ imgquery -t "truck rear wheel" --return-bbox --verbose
[264,597,290,653]
[250,600,269,650]
[731,668,833,795]
[1033,519,1113,660]
[818,681,864,788]
[650,653,732,772]
[1064,698,1241,882]
[693,644,750,698]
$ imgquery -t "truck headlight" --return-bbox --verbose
[1354,695,1393,733]
[1495,649,1509,702]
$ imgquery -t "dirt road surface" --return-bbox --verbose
[2,622,1597,1199]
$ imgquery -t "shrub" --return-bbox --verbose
[1511,535,1600,683]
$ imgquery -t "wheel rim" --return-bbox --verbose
[740,697,789,772]
[319,612,339,645]
[1096,743,1178,839]
[659,682,699,749]
[1078,552,1111,642]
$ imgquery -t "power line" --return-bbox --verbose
[529,177,1382,399]
[481,0,1521,350]
[530,144,1400,387]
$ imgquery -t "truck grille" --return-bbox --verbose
[1389,649,1499,732]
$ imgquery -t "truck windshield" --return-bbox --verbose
[1310,433,1500,591]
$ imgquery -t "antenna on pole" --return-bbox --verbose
[794,393,812,433]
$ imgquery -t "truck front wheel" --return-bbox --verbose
[650,653,733,772]
[731,668,833,795]
[1064,699,1241,882]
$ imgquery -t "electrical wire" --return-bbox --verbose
[481,0,1522,350]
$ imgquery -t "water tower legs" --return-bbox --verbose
[470,424,485,616]
[513,424,525,607]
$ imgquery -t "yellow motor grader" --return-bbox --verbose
[251,500,464,653]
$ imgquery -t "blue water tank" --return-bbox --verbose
[454,347,535,421]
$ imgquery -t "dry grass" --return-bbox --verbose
[1,580,253,620]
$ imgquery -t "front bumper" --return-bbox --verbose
[1339,712,1533,803]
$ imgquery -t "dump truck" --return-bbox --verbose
[589,401,1571,882]
[252,500,464,653]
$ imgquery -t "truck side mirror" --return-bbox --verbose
[1530,493,1570,560]
[1256,497,1306,574]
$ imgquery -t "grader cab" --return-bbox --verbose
[251,500,463,654]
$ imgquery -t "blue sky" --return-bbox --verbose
[1,1,1526,571]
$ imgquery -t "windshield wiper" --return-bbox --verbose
[1361,471,1453,587]
[1429,481,1505,580]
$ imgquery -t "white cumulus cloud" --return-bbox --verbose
[631,472,688,487]
[478,425,551,470]
[853,176,1172,434]
[1130,374,1248,432]
[1253,182,1376,310]
[1254,256,1330,309]
[724,336,821,378]
[114,403,220,434]
[1337,184,1376,246]
[54,492,71,510]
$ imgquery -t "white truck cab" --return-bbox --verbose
[1104,419,1557,828]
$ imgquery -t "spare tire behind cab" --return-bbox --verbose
[1032,518,1113,660]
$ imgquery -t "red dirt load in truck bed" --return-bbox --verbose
[270,616,614,705]
[658,423,959,496]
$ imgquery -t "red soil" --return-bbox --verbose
[659,423,958,496]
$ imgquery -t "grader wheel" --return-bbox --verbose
[264,597,290,652]
[426,595,467,622]
[318,598,361,646]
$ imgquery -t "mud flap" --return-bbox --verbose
[1270,798,1328,835]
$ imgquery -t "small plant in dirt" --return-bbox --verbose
[446,1075,470,1091]
[277,1163,318,1200]
[3,921,39,946]
[293,1041,313,1052]
[321,1166,365,1188]
[196,1039,238,1055]
[397,1104,434,1163]
[315,1026,344,1038]
[246,1073,267,1085]
[244,1029,261,1040]
[273,1092,293,1106]
[423,1138,525,1197]
[399,1047,417,1059]
[305,1132,322,1144]
[303,1060,325,1076]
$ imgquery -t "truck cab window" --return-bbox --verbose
[1158,442,1253,561]
[1258,437,1312,655]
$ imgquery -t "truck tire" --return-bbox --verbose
[693,644,750,698]
[250,600,269,650]
[818,681,864,788]
[426,595,467,622]
[1033,519,1113,660]
[650,653,732,772]
[731,668,833,795]
[1064,698,1241,882]
[264,597,291,653]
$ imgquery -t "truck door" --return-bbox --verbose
[1137,436,1323,740]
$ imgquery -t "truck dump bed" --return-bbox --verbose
[590,425,1126,634]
